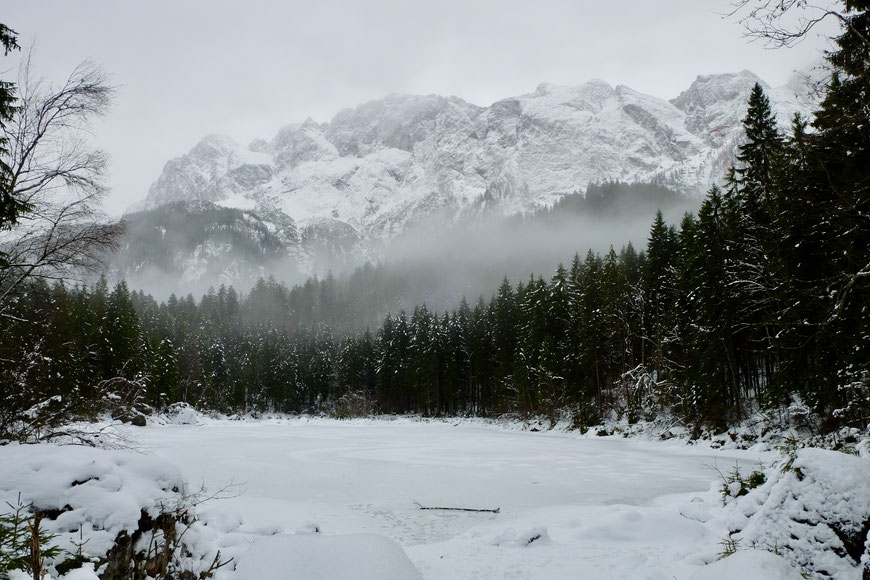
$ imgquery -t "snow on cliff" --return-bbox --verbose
[137,70,816,242]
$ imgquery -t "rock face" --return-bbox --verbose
[112,201,305,298]
[121,70,816,291]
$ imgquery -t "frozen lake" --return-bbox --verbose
[137,419,764,579]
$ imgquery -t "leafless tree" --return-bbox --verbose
[728,0,867,49]
[0,50,123,314]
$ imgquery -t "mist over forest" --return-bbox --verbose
[381,181,694,311]
[112,181,695,320]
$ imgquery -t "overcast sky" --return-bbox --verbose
[3,1,837,217]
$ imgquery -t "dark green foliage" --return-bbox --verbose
[0,22,30,239]
[0,496,33,573]
[0,496,62,577]
[747,470,766,489]
[720,464,767,504]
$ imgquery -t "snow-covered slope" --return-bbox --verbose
[124,70,815,288]
[139,70,812,227]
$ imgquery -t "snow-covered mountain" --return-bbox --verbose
[122,70,815,291]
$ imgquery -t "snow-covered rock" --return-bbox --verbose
[161,401,203,425]
[144,135,274,208]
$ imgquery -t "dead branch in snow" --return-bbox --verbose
[412,500,500,513]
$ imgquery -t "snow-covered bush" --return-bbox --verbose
[719,464,766,503]
[161,402,202,425]
[331,390,373,419]
[0,444,229,578]
[615,364,664,423]
[0,376,152,445]
[722,448,870,579]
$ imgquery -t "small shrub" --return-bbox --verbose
[331,391,372,419]
[717,536,741,559]
[721,464,767,503]
[747,470,766,489]
[0,495,62,577]
[777,436,806,480]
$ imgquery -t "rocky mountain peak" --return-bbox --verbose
[325,93,481,157]
[134,70,815,271]
[671,70,768,146]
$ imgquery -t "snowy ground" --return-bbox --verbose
[134,417,768,579]
[6,416,865,579]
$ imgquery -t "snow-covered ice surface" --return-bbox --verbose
[133,418,769,579]
[6,417,867,578]
[233,533,423,580]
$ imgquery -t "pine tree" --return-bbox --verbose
[685,186,740,426]
[105,281,143,380]
[492,277,517,400]
[600,247,632,410]
[517,276,550,414]
[410,305,438,413]
[724,83,785,403]
[644,211,679,376]
[577,250,604,417]
[542,264,571,413]
[453,298,474,412]
[469,297,495,415]
[729,83,784,226]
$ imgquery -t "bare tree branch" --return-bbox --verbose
[0,48,122,308]
[728,0,868,49]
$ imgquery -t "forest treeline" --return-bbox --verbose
[2,5,869,437]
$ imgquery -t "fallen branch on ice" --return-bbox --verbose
[412,500,500,513]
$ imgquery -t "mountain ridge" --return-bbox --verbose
[136,70,813,222]
[120,69,816,290]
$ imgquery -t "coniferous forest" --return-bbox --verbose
[2,5,870,440]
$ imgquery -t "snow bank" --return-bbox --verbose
[724,448,870,579]
[0,443,185,557]
[0,443,229,578]
[688,550,804,580]
[159,401,204,425]
[233,533,423,579]
[0,438,424,579]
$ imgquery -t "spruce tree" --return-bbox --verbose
[725,83,785,402]
[578,250,604,416]
[687,186,739,425]
[492,277,517,395]
[644,211,679,376]
[729,83,784,225]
